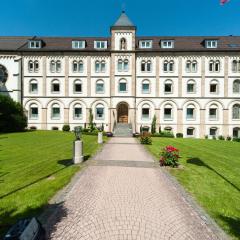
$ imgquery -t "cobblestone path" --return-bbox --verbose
[44,137,227,240]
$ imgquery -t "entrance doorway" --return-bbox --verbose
[117,102,128,123]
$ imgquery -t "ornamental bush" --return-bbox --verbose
[152,131,174,138]
[218,135,225,140]
[226,136,232,141]
[140,132,152,145]
[62,124,70,132]
[176,133,183,138]
[233,138,240,142]
[0,95,27,133]
[160,145,180,167]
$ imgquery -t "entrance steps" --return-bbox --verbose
[114,123,133,137]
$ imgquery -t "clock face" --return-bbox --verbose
[0,65,8,86]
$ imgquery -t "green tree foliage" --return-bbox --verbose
[151,115,157,134]
[0,95,27,133]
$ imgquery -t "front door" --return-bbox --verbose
[118,103,128,123]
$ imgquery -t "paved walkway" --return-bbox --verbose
[44,137,226,240]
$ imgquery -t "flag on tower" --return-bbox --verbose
[220,0,230,5]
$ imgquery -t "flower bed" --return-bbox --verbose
[160,145,180,167]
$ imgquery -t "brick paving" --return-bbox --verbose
[44,137,227,240]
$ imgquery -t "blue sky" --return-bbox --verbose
[0,0,240,37]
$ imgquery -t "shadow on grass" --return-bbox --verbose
[0,159,74,200]
[187,158,240,193]
[218,215,240,239]
[0,202,68,239]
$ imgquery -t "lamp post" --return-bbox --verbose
[73,126,84,164]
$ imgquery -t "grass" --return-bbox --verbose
[146,138,240,240]
[0,130,102,237]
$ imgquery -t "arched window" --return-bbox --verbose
[147,60,152,72]
[141,60,146,72]
[96,80,104,93]
[141,60,152,72]
[233,127,240,138]
[142,104,150,120]
[74,79,82,93]
[56,60,61,72]
[50,60,56,72]
[187,79,196,93]
[73,104,82,119]
[29,104,38,120]
[142,79,150,94]
[51,103,60,119]
[29,79,38,93]
[163,60,168,72]
[164,104,173,120]
[169,60,174,72]
[163,60,174,72]
[118,59,129,72]
[187,127,195,137]
[210,80,219,94]
[209,60,220,72]
[192,60,197,72]
[215,60,220,72]
[186,60,191,73]
[34,60,39,72]
[119,79,127,92]
[186,104,195,120]
[164,79,173,94]
[51,79,60,93]
[96,104,104,120]
[209,104,218,120]
[95,60,106,73]
[232,60,240,73]
[120,38,127,50]
[124,59,129,71]
[233,79,240,93]
[232,104,240,120]
[210,127,218,137]
[101,60,106,72]
[72,60,78,72]
[28,60,34,72]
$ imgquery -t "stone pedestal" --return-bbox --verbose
[73,140,83,164]
[98,132,103,144]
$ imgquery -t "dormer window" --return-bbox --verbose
[139,40,152,49]
[94,41,107,49]
[205,40,218,48]
[28,40,42,49]
[72,40,85,49]
[161,40,174,49]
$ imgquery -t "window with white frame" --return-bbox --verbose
[210,127,218,136]
[233,79,240,93]
[209,60,220,72]
[186,104,195,120]
[29,104,38,120]
[209,80,218,94]
[142,104,150,120]
[29,79,38,94]
[141,60,152,72]
[163,60,174,72]
[74,80,82,93]
[232,104,240,120]
[187,127,195,136]
[118,59,129,72]
[96,104,104,120]
[120,38,127,50]
[164,80,173,94]
[232,60,240,73]
[72,40,85,49]
[205,40,218,48]
[186,60,197,73]
[139,40,152,49]
[73,104,82,119]
[28,60,39,73]
[28,40,42,49]
[187,79,196,93]
[161,40,174,48]
[209,105,218,120]
[95,60,106,73]
[51,104,60,119]
[119,79,127,93]
[51,79,60,93]
[72,60,83,73]
[142,79,150,94]
[94,41,107,49]
[164,105,173,120]
[96,80,104,93]
[50,60,61,73]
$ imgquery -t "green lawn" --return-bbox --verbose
[146,138,240,240]
[0,130,102,237]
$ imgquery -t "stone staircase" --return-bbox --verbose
[113,123,133,137]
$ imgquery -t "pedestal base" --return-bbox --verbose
[73,140,84,164]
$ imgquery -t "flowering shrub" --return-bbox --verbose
[160,145,180,167]
[140,132,152,145]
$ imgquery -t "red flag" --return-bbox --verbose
[220,0,230,5]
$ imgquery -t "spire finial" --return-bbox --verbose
[122,2,126,13]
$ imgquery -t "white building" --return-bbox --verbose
[0,11,240,138]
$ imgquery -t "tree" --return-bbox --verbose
[151,115,157,134]
[0,95,27,133]
[89,108,94,132]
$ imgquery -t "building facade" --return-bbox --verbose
[0,12,240,138]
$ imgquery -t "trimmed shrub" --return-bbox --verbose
[140,132,152,145]
[205,135,208,139]
[233,138,240,142]
[176,133,183,138]
[212,136,217,140]
[152,131,174,138]
[226,136,232,141]
[151,115,157,134]
[0,95,27,133]
[218,135,225,140]
[62,124,70,132]
[160,146,180,167]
